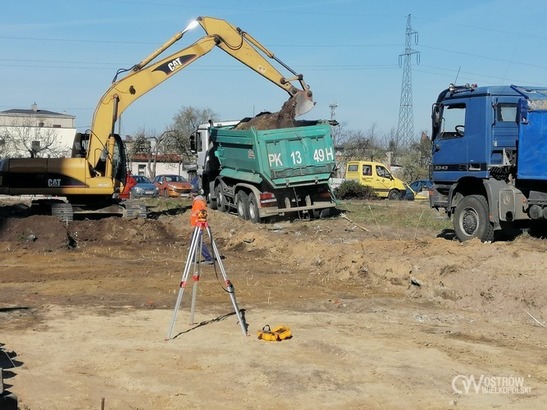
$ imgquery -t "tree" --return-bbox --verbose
[0,117,65,158]
[127,128,176,178]
[339,123,385,163]
[385,126,405,165]
[166,106,218,160]
[398,131,431,182]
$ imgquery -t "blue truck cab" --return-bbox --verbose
[430,83,547,241]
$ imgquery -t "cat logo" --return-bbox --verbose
[48,178,62,187]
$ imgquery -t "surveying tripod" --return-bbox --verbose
[167,212,248,339]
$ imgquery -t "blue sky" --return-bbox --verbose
[2,0,547,141]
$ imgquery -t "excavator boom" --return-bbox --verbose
[89,16,314,174]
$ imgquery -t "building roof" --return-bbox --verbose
[1,108,75,119]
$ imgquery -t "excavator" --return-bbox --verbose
[0,16,314,219]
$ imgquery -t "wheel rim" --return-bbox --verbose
[249,196,257,220]
[460,207,479,236]
[237,197,244,216]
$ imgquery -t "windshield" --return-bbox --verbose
[134,175,152,183]
[165,175,187,183]
[376,165,391,178]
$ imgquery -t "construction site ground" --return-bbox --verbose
[0,197,545,410]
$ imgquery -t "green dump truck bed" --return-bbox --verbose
[211,123,336,188]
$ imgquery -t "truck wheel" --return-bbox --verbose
[248,193,261,223]
[388,189,402,200]
[215,185,227,212]
[236,191,249,220]
[453,195,494,242]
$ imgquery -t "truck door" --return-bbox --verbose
[432,97,489,182]
[431,101,468,182]
[360,163,374,186]
[374,164,394,195]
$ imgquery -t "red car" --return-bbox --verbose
[152,174,192,198]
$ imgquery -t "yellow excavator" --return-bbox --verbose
[0,16,314,218]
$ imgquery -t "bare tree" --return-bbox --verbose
[330,119,348,148]
[340,123,385,162]
[127,128,174,179]
[0,117,65,158]
[165,106,218,160]
[398,131,431,181]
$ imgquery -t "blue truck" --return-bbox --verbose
[430,83,547,241]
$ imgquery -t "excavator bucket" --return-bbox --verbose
[294,91,315,117]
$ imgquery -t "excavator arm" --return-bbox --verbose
[195,17,314,114]
[88,16,314,174]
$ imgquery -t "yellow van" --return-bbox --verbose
[345,161,407,200]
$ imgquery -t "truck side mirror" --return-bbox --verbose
[431,104,441,140]
[432,104,441,126]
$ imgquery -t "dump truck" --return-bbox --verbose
[192,120,337,222]
[430,83,547,241]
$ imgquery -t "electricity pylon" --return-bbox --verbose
[397,14,420,146]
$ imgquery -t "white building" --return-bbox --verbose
[129,153,196,181]
[0,103,76,158]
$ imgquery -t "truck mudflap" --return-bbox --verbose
[258,200,336,218]
[429,185,448,210]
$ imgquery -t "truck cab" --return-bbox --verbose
[430,83,547,241]
[431,84,520,187]
[345,160,407,200]
[190,120,241,185]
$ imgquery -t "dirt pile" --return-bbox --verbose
[0,215,73,250]
[0,214,183,251]
[0,207,545,320]
[235,96,298,130]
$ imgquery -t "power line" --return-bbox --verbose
[0,35,399,48]
[0,60,399,72]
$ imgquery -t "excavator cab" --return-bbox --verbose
[71,132,90,158]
